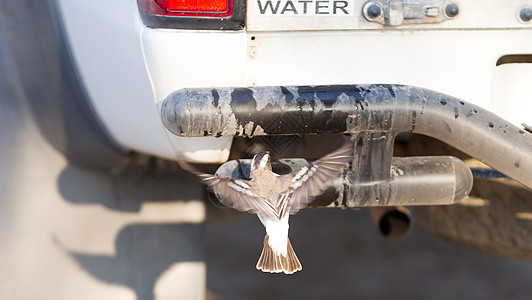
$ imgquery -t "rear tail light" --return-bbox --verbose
[138,0,245,30]
[145,0,232,17]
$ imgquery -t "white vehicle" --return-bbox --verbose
[27,0,532,165]
[1,0,531,298]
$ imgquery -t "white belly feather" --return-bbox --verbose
[262,217,290,256]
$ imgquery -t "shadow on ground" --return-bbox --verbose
[60,224,203,300]
[56,158,207,299]
[205,206,532,300]
[57,155,206,212]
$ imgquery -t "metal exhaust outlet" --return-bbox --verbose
[369,206,413,239]
[162,85,532,191]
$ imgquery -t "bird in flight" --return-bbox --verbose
[178,138,354,274]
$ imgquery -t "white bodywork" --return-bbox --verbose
[57,0,532,163]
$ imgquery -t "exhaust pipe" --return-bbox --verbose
[370,206,413,239]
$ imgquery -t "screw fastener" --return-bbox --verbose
[520,7,532,22]
[444,3,459,18]
[366,4,382,19]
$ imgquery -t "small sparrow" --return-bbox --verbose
[178,139,354,274]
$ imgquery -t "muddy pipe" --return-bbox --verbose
[161,85,532,190]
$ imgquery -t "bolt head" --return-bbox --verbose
[520,7,532,22]
[445,3,459,18]
[366,4,382,19]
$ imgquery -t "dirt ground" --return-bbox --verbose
[205,206,532,300]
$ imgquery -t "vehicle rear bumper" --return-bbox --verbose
[161,84,532,189]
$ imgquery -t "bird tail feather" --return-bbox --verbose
[256,235,302,274]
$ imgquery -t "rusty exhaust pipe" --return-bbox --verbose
[370,206,413,239]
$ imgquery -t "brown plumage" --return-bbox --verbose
[256,235,302,274]
[178,137,354,274]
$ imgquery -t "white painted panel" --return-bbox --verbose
[248,0,532,31]
[56,0,177,159]
[243,30,532,126]
[492,63,532,127]
[140,29,249,162]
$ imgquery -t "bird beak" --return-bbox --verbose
[258,151,270,170]
[251,151,272,173]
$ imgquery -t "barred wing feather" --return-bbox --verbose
[281,140,354,216]
[177,160,280,220]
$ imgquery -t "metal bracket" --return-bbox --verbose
[214,155,473,207]
[362,0,459,26]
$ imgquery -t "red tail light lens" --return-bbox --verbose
[163,0,229,13]
[141,0,233,17]
[138,0,244,30]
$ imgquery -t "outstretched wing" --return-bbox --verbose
[279,139,354,217]
[177,160,280,220]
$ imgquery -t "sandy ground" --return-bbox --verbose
[205,206,532,299]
